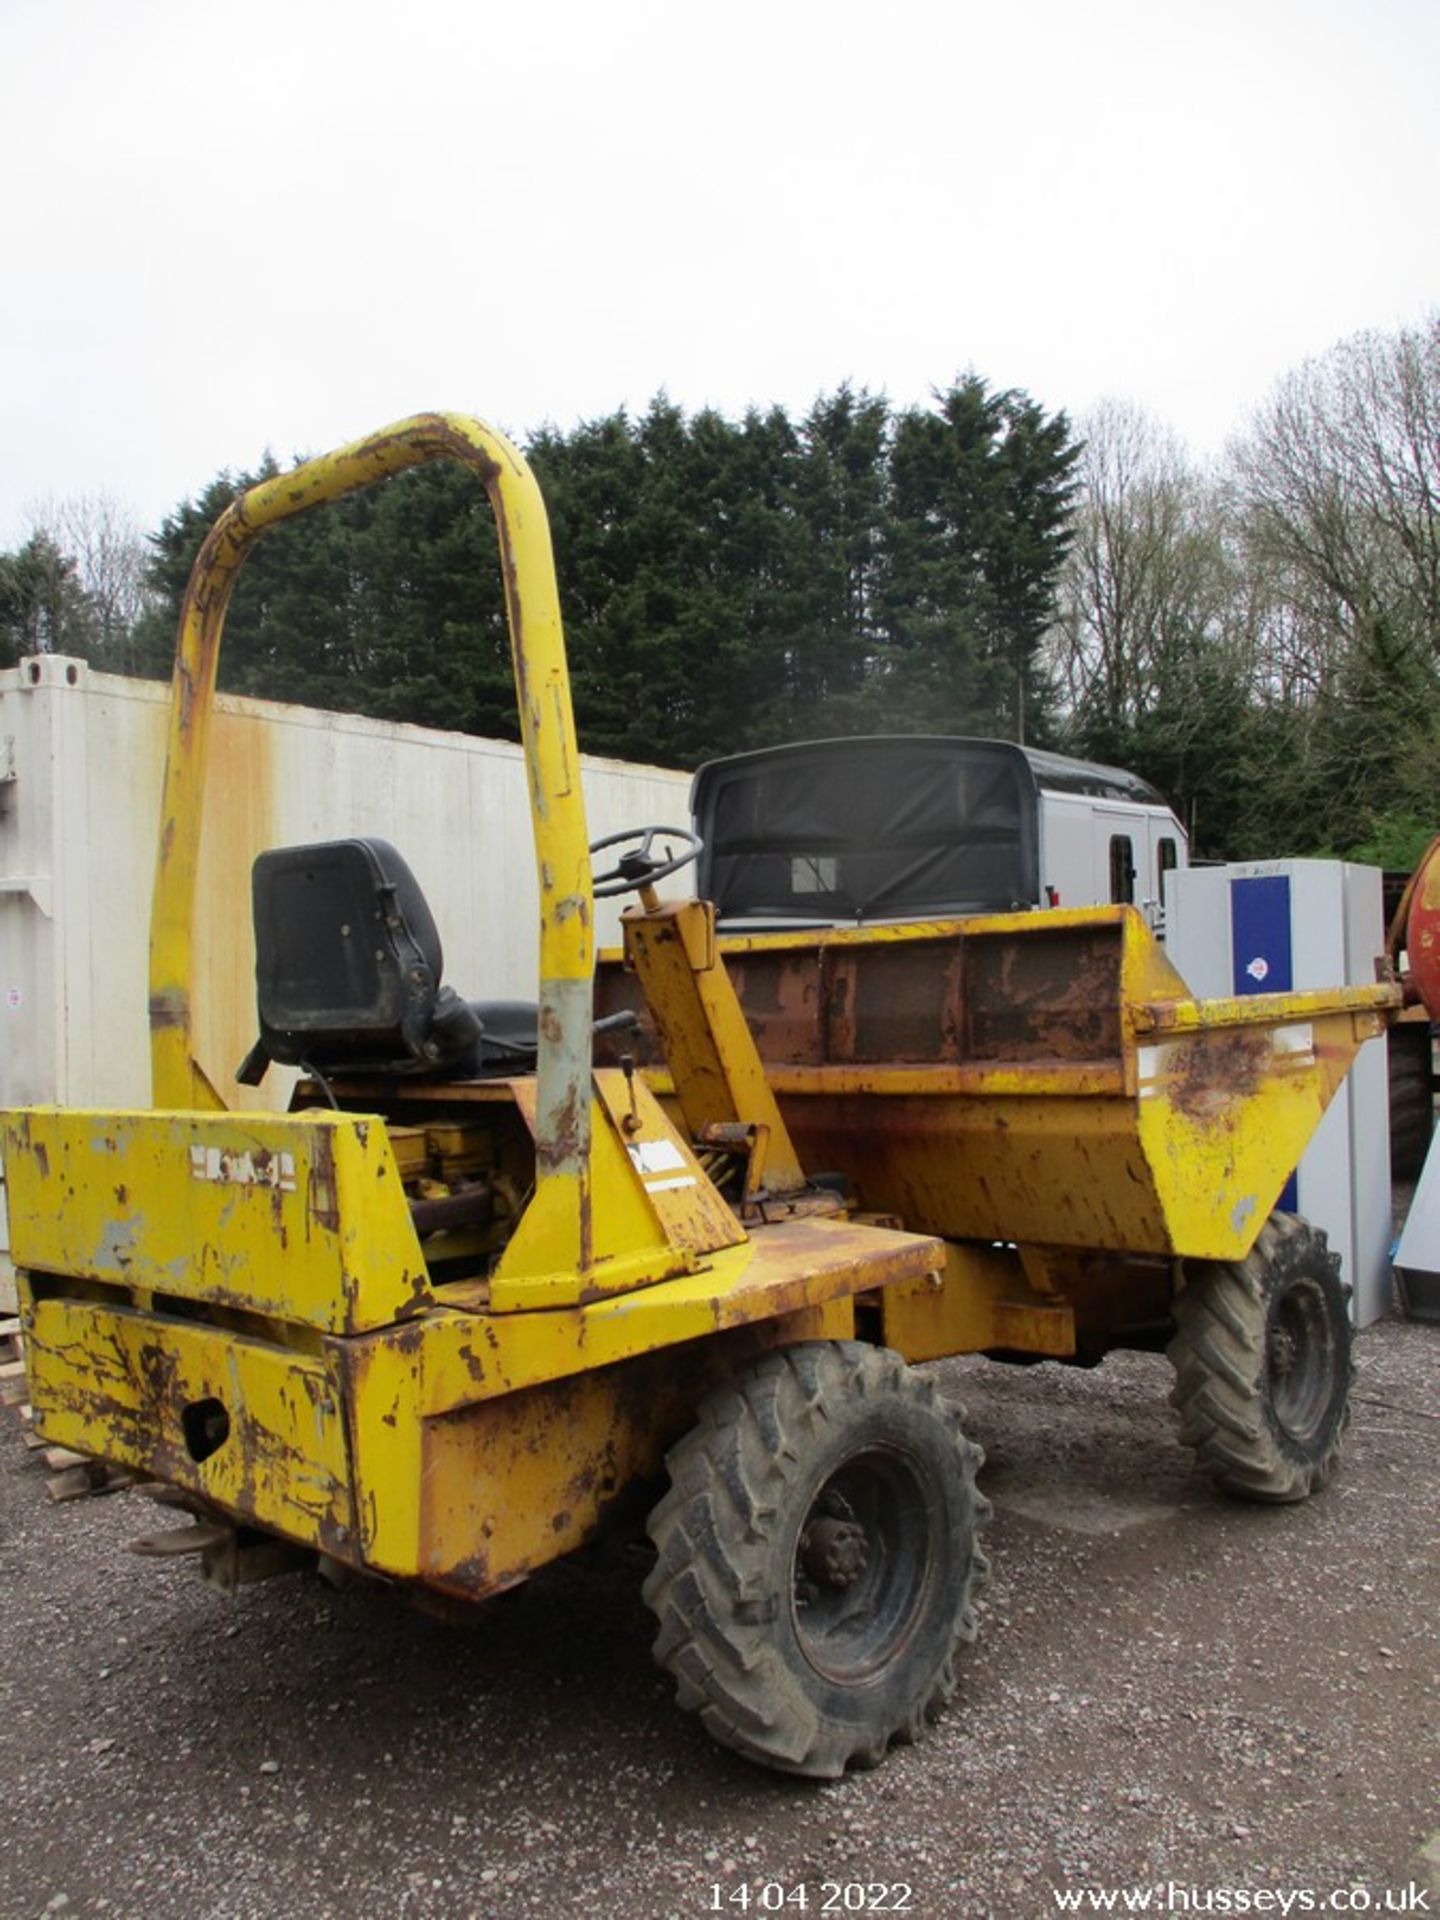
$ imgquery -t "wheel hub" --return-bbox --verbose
[1269,1321,1299,1377]
[1267,1277,1336,1440]
[789,1446,943,1687]
[799,1517,869,1591]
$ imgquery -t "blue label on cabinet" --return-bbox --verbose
[1230,875,1293,997]
[1231,875,1298,1209]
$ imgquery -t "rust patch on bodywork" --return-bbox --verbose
[307,1132,340,1232]
[965,925,1121,1062]
[1161,1026,1273,1124]
[597,918,1127,1074]
[24,1297,356,1557]
[412,1310,855,1601]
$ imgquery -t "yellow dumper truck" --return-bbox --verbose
[0,415,1419,1777]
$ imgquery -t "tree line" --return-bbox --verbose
[1052,319,1439,864]
[3,318,1436,863]
[120,379,1078,769]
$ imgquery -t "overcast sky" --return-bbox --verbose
[2,0,1435,548]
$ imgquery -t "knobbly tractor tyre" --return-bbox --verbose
[1168,1212,1353,1504]
[642,1340,989,1778]
[1388,1022,1435,1181]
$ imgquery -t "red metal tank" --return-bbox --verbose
[1406,837,1440,1021]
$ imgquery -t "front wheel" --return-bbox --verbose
[642,1341,989,1778]
[1168,1212,1353,1503]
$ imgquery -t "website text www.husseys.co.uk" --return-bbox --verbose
[1051,1883,1431,1915]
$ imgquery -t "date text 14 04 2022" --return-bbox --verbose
[709,1888,915,1913]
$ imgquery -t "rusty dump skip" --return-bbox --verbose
[596,905,1399,1264]
[600,912,1126,1079]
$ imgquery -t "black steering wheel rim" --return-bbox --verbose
[590,824,703,899]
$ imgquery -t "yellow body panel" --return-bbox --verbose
[341,1299,857,1591]
[426,1212,933,1408]
[2,1108,429,1335]
[1130,1004,1382,1257]
[767,1010,1382,1264]
[25,1298,353,1553]
[8,1077,935,1593]
[15,1205,916,1594]
[621,897,807,1193]
[490,1069,744,1310]
[879,1242,1078,1361]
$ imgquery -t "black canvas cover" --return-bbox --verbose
[691,737,1042,924]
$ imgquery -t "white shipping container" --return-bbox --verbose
[0,656,691,1297]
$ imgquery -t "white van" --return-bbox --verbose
[690,736,1187,935]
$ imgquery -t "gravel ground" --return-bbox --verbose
[0,1310,1435,1920]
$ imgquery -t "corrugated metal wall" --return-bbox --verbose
[0,655,692,1115]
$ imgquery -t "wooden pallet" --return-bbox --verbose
[44,1453,138,1502]
[0,1320,32,1467]
[0,1317,24,1410]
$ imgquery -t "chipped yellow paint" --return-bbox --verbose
[334,1296,856,1591]
[1130,1004,1387,1259]
[21,1211,899,1593]
[24,1296,353,1550]
[1,1108,428,1335]
[488,1068,745,1311]
[423,1211,926,1411]
[7,1078,925,1595]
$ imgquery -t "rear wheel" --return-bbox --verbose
[642,1341,988,1778]
[1168,1212,1352,1503]
[1389,1023,1435,1180]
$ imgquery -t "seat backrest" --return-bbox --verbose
[251,837,475,1073]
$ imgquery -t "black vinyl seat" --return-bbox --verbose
[237,837,537,1083]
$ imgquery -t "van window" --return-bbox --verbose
[1109,835,1135,904]
[792,855,838,895]
[1157,838,1178,886]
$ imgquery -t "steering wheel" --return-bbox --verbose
[590,824,703,899]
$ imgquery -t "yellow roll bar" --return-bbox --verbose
[147,413,594,1254]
